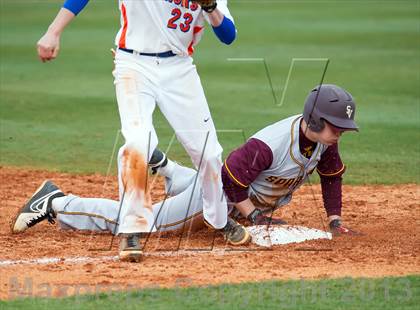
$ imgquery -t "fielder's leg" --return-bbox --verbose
[113,52,160,261]
[157,56,226,229]
[157,56,250,245]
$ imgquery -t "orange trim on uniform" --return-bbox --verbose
[224,159,248,188]
[187,42,194,56]
[187,26,204,55]
[317,164,346,177]
[119,3,128,49]
[193,26,203,34]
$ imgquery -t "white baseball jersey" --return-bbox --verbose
[248,115,329,209]
[115,0,234,56]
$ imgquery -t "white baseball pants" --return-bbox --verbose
[53,163,205,233]
[113,50,227,233]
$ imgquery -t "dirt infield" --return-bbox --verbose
[0,166,419,299]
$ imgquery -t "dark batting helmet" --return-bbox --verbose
[303,84,358,132]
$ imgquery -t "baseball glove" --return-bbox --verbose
[193,0,218,13]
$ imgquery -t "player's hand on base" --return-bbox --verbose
[247,208,287,226]
[329,218,362,236]
[37,32,60,62]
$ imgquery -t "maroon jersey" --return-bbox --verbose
[222,118,345,216]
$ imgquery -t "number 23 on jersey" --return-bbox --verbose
[167,8,194,33]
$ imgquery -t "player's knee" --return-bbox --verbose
[186,140,223,168]
[118,143,147,162]
[200,151,222,167]
[120,134,157,156]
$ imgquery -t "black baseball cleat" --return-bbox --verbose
[11,180,64,233]
[221,217,251,245]
[148,148,168,174]
[119,233,142,262]
[205,217,251,246]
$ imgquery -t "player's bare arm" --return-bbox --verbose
[37,0,89,62]
[37,8,75,62]
[234,198,255,218]
[206,8,224,26]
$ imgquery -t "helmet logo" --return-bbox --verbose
[346,105,353,119]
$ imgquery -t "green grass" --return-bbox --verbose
[0,5,418,309]
[0,0,419,183]
[2,276,419,309]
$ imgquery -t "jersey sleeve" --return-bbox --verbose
[317,143,346,177]
[317,143,345,217]
[63,0,89,16]
[222,138,273,203]
[320,176,342,217]
[212,16,236,45]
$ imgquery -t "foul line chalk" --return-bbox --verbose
[0,249,255,267]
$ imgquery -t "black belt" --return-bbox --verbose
[118,48,176,58]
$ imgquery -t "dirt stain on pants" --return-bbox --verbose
[121,147,153,228]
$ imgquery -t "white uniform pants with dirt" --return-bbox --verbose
[54,163,204,233]
[114,50,227,234]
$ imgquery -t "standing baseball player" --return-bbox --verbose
[36,0,249,262]
[13,84,360,239]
